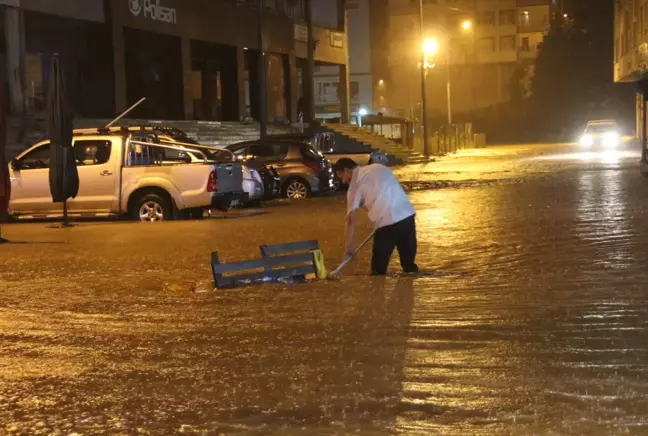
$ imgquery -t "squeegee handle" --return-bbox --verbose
[331,230,375,276]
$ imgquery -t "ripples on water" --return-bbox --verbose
[1,147,648,434]
[394,150,648,434]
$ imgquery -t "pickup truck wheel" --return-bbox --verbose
[133,193,171,222]
[283,179,310,199]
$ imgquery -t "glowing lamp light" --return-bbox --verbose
[462,20,472,30]
[359,108,368,116]
[423,38,439,56]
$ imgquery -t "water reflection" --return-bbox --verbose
[577,163,631,269]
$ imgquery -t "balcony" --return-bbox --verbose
[518,48,539,59]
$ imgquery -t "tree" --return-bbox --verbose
[529,0,632,138]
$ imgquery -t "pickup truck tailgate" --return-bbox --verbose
[215,162,243,193]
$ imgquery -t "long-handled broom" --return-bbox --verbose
[313,230,375,280]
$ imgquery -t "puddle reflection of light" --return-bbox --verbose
[533,150,639,163]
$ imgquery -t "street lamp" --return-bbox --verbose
[419,0,432,157]
[462,20,472,30]
[423,38,439,56]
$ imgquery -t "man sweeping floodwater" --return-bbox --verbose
[333,158,419,275]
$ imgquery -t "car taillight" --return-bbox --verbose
[304,161,322,172]
[207,170,218,192]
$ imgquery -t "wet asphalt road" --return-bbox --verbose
[1,144,648,435]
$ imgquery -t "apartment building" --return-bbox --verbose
[385,0,554,121]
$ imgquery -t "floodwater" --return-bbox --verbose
[1,144,648,435]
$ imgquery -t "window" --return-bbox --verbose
[521,37,530,52]
[350,81,360,102]
[479,11,496,26]
[478,37,496,52]
[520,11,530,27]
[17,143,50,170]
[249,145,280,158]
[248,144,289,161]
[500,35,515,51]
[499,10,515,25]
[73,140,112,166]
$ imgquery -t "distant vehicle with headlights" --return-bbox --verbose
[579,120,622,148]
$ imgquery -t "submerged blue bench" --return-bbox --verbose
[211,240,319,289]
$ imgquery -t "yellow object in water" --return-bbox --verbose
[312,249,327,280]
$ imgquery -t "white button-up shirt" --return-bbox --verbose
[347,164,415,229]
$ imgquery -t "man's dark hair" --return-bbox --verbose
[332,158,358,173]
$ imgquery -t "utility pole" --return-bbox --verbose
[258,0,268,138]
[419,0,429,157]
[5,3,26,118]
[446,47,452,125]
[304,0,315,123]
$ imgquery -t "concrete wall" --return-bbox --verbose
[348,0,371,74]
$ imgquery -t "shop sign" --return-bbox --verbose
[294,24,307,43]
[329,31,344,48]
[129,0,177,24]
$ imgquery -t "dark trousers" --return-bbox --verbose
[371,214,419,275]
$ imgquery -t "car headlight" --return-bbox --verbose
[580,135,593,147]
[603,132,619,147]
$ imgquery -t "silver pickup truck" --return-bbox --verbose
[8,128,246,222]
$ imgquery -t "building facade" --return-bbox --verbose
[312,0,374,122]
[385,0,553,122]
[614,0,648,152]
[1,0,350,123]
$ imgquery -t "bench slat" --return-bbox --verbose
[259,240,319,257]
[215,264,316,289]
[211,252,314,275]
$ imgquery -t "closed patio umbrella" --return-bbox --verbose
[47,56,78,226]
[0,85,9,243]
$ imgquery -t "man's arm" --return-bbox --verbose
[345,209,357,258]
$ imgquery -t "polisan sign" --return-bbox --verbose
[128,0,177,24]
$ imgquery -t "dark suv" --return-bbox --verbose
[226,140,334,199]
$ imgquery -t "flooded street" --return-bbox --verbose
[1,143,648,435]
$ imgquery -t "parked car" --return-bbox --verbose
[242,161,280,204]
[226,140,334,199]
[141,133,280,205]
[8,128,247,222]
[264,133,389,166]
[113,125,281,205]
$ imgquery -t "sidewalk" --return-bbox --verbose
[396,143,573,186]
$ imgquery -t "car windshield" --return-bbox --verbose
[585,124,617,134]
